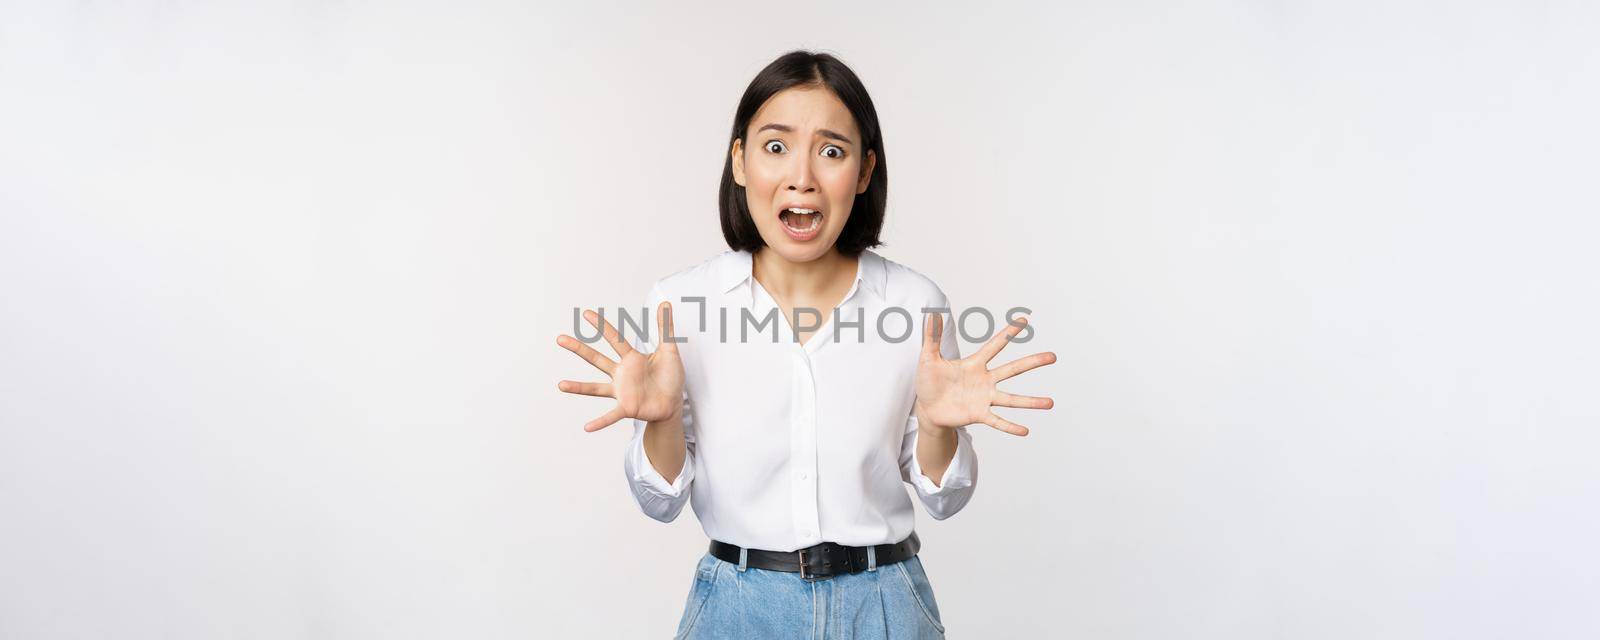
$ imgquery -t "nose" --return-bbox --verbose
[784,155,817,193]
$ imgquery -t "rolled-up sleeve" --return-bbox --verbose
[624,395,696,522]
[620,282,696,522]
[900,417,978,520]
[898,287,978,520]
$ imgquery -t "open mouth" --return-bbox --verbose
[778,207,823,238]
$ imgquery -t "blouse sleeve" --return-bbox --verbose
[621,282,697,523]
[898,287,978,520]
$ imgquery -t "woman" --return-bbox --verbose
[556,50,1056,639]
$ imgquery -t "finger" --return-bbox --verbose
[657,300,678,354]
[584,309,635,357]
[583,405,628,432]
[557,380,613,398]
[992,389,1054,410]
[990,351,1056,382]
[982,413,1030,436]
[975,315,1028,364]
[922,312,944,360]
[556,334,617,375]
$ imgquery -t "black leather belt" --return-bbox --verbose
[709,532,920,581]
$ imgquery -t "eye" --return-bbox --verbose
[820,144,846,159]
[764,140,787,154]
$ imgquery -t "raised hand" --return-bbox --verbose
[913,313,1057,436]
[556,303,684,432]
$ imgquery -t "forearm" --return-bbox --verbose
[642,410,687,484]
[913,407,958,487]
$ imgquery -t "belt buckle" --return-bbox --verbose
[797,548,830,582]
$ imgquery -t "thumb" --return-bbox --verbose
[657,300,678,353]
[922,312,943,361]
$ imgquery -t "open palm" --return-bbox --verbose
[556,304,684,432]
[914,313,1057,436]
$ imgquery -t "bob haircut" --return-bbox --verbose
[719,50,888,257]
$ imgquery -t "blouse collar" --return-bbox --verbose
[718,248,887,302]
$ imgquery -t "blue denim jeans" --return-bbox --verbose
[674,550,947,639]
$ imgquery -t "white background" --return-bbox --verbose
[3,1,1598,638]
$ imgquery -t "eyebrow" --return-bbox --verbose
[754,123,855,145]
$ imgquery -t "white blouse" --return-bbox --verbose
[622,249,978,552]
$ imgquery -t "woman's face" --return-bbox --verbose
[731,86,876,263]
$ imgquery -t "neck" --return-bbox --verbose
[752,248,858,300]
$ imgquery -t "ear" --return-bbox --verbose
[731,138,747,187]
[856,149,877,194]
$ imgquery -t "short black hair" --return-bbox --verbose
[719,50,888,257]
